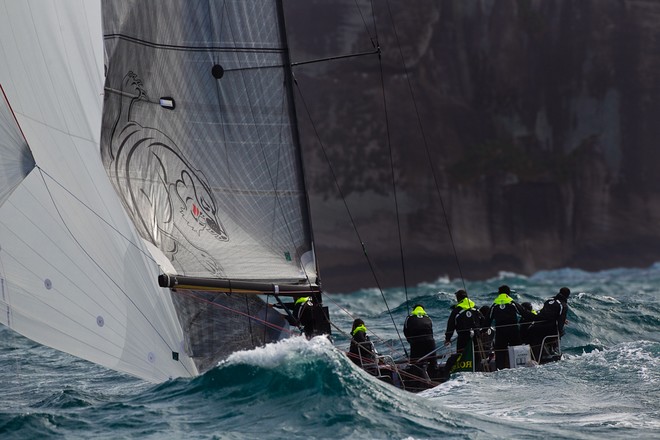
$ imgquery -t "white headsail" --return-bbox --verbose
[0,0,197,382]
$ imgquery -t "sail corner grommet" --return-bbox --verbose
[211,64,224,79]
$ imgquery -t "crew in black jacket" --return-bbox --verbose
[444,290,482,354]
[348,318,376,371]
[404,304,437,371]
[531,287,570,362]
[489,285,524,370]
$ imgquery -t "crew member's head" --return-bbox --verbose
[352,318,365,332]
[455,289,468,301]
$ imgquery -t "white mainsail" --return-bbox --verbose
[0,1,197,382]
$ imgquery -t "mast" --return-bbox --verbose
[276,0,321,292]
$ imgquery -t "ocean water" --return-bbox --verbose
[1,265,659,439]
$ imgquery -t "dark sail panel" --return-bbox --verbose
[101,0,316,283]
[0,85,34,205]
[171,290,290,372]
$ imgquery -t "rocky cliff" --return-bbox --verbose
[285,0,660,292]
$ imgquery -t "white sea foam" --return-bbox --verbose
[494,270,528,280]
[219,335,335,369]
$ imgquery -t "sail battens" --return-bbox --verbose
[103,33,285,54]
[101,0,316,283]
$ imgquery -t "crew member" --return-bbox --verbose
[403,304,437,372]
[519,302,538,345]
[293,296,315,338]
[532,287,570,362]
[444,290,482,354]
[348,318,377,373]
[489,285,524,370]
[478,305,495,371]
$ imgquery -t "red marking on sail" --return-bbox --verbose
[192,203,200,218]
[0,83,29,145]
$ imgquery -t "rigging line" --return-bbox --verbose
[103,33,284,54]
[290,50,379,67]
[352,0,377,47]
[0,83,28,144]
[35,166,159,267]
[264,295,271,342]
[173,289,296,336]
[270,88,287,266]
[372,4,412,331]
[279,1,324,296]
[370,0,379,44]
[35,168,195,377]
[325,316,408,363]
[245,295,256,346]
[384,0,466,290]
[291,79,377,286]
[221,3,314,290]
[292,77,409,359]
[321,294,408,359]
[318,288,407,356]
[166,49,380,75]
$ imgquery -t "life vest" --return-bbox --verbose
[350,325,376,365]
[294,296,313,322]
[456,298,476,310]
[411,306,427,317]
[404,307,434,342]
[295,296,310,305]
[455,298,479,329]
[493,293,514,305]
[352,324,367,336]
[490,294,520,326]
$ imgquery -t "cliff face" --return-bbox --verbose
[285,0,660,292]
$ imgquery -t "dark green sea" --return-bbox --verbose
[1,265,659,439]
